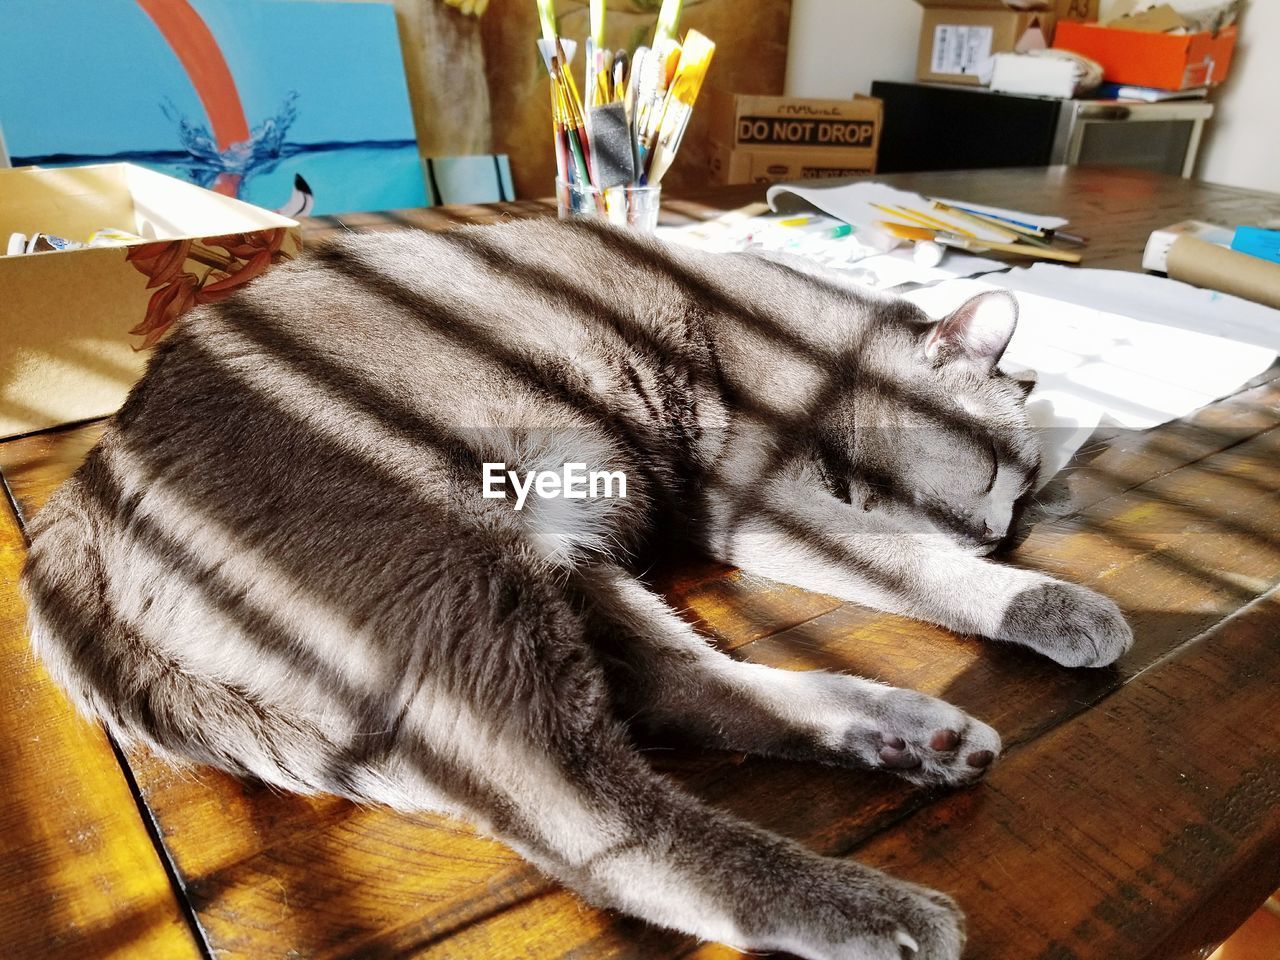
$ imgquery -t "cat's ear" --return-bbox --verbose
[924,291,1018,374]
[1007,368,1037,399]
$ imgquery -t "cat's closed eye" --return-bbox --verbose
[983,441,1000,494]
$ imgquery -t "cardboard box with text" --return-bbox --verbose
[914,1,1061,85]
[704,91,881,184]
[704,90,882,154]
[709,142,876,186]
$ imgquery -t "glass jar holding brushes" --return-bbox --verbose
[538,0,715,232]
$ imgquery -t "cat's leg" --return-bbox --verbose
[706,482,1132,669]
[575,566,1000,786]
[382,576,965,960]
[441,713,964,959]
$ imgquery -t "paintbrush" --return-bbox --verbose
[536,0,557,44]
[635,39,681,177]
[554,74,588,186]
[584,37,597,114]
[554,40,594,181]
[549,73,570,184]
[590,0,606,47]
[612,50,628,103]
[936,201,1088,247]
[645,30,715,185]
[927,200,1021,242]
[653,0,683,43]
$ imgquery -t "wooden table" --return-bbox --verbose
[3,167,1279,960]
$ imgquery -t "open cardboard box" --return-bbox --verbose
[1054,17,1236,90]
[913,0,1061,85]
[0,163,301,439]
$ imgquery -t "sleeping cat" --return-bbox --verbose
[23,218,1132,960]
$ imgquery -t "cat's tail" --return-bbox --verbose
[21,459,339,791]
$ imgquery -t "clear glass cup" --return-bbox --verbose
[555,179,661,232]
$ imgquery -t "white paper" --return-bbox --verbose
[839,249,1008,289]
[931,24,994,76]
[905,278,1278,483]
[992,264,1280,352]
[656,208,1007,289]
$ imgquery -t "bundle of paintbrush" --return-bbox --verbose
[536,0,715,225]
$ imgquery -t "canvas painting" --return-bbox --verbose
[0,0,427,216]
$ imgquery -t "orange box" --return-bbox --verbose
[1053,21,1237,90]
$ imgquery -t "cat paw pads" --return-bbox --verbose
[854,691,1001,786]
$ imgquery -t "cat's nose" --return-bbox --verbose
[980,524,1003,546]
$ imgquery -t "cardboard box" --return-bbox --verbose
[0,163,301,439]
[914,1,1057,86]
[1054,20,1237,90]
[703,91,881,185]
[1054,0,1099,21]
[709,143,877,186]
[704,90,882,154]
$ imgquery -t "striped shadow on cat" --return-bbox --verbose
[22,219,1132,960]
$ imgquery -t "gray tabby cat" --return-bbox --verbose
[23,218,1132,960]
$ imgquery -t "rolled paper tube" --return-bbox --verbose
[1166,235,1280,310]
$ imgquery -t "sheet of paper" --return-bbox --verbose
[904,277,1278,483]
[656,208,1007,288]
[840,250,1009,289]
[992,264,1280,351]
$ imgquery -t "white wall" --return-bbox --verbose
[785,0,921,99]
[1193,1,1280,193]
[787,0,1280,195]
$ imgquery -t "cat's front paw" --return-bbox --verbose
[827,872,965,960]
[996,580,1133,668]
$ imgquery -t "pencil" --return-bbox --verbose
[870,203,975,239]
[876,221,1083,264]
[938,202,1047,237]
[927,201,1020,242]
[897,204,978,239]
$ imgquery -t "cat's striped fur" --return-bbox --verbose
[23,219,1131,959]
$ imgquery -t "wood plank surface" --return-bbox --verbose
[849,588,1280,960]
[299,167,1280,277]
[0,497,204,958]
[2,168,1279,960]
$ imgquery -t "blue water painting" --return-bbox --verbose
[0,0,427,216]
